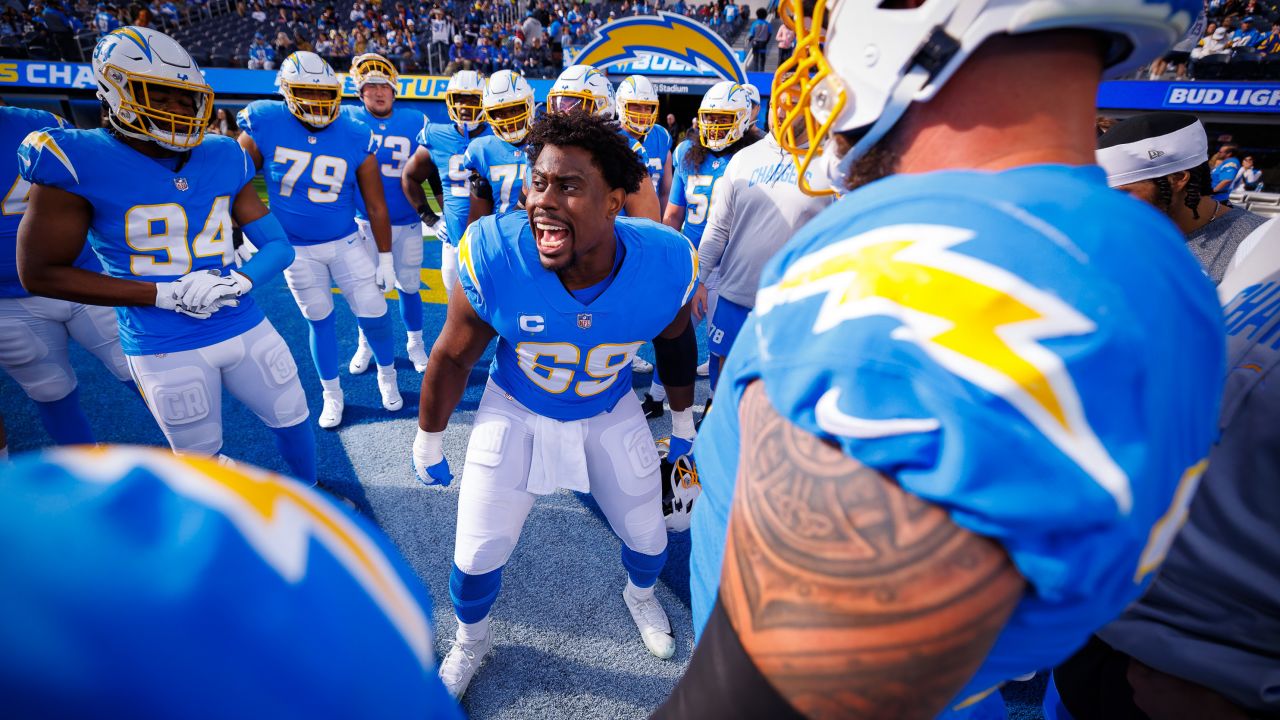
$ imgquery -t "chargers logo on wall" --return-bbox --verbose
[574,12,746,84]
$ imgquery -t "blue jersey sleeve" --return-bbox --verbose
[18,128,81,190]
[463,137,487,177]
[668,142,688,207]
[456,216,497,325]
[749,194,1152,602]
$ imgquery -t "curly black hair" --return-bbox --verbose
[1152,161,1213,219]
[526,111,648,196]
[681,124,765,173]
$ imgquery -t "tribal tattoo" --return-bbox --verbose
[719,381,1025,719]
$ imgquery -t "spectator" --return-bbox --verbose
[1230,15,1261,47]
[1193,25,1230,57]
[473,34,493,72]
[93,2,119,32]
[747,8,769,72]
[1098,114,1266,285]
[521,10,542,43]
[314,30,335,56]
[246,33,273,69]
[273,29,295,59]
[1258,21,1280,53]
[1150,6,1204,79]
[294,30,312,53]
[775,21,794,64]
[1232,155,1264,191]
[249,1,265,22]
[445,32,473,72]
[1211,142,1242,202]
[664,112,679,139]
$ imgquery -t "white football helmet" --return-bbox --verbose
[350,52,399,91]
[741,83,760,134]
[445,69,486,133]
[697,80,749,152]
[658,438,700,533]
[546,64,612,116]
[484,69,535,144]
[278,51,342,128]
[91,26,212,151]
[774,0,1197,195]
[616,75,660,136]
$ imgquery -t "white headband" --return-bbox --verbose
[1096,120,1209,187]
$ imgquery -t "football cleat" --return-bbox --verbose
[631,355,653,374]
[641,392,665,420]
[92,27,213,151]
[623,581,675,659]
[377,367,403,412]
[439,628,493,699]
[407,340,429,373]
[696,360,710,377]
[659,438,700,533]
[319,389,344,429]
[348,339,373,375]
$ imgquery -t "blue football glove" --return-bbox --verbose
[413,428,453,487]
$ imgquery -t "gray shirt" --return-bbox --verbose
[1099,265,1280,714]
[1186,205,1267,284]
[697,135,833,307]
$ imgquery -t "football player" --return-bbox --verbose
[0,445,462,719]
[238,51,402,430]
[401,70,489,300]
[617,74,673,211]
[411,112,698,698]
[0,105,135,445]
[656,1,1223,719]
[461,69,534,228]
[16,27,316,484]
[345,53,431,374]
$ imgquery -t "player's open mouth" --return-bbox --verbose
[533,218,572,255]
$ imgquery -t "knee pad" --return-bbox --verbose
[348,282,389,318]
[0,316,76,402]
[396,267,422,294]
[284,255,335,321]
[653,322,697,387]
[0,315,48,368]
[138,365,213,427]
[247,330,308,428]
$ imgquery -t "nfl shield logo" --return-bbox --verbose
[173,177,188,191]
[307,136,317,144]
[577,313,592,329]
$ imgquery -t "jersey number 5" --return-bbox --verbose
[516,341,643,397]
[274,147,348,203]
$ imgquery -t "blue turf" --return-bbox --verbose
[0,237,1046,719]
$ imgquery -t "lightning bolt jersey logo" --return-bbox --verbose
[756,223,1132,512]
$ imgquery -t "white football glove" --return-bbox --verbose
[412,428,453,486]
[176,269,240,314]
[431,217,448,244]
[154,281,212,319]
[375,251,396,293]
[234,237,258,267]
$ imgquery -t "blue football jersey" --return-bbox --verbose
[458,211,698,421]
[690,165,1227,713]
[462,134,526,215]
[418,121,492,244]
[238,100,376,245]
[0,107,69,298]
[668,138,732,246]
[346,104,426,226]
[19,128,263,356]
[0,446,463,720]
[641,124,672,192]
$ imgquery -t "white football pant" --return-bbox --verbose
[283,232,389,321]
[0,295,130,402]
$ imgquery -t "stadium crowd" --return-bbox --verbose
[1149,0,1280,79]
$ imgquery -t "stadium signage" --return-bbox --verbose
[1098,80,1280,114]
[0,61,96,89]
[571,12,747,83]
[1165,85,1280,108]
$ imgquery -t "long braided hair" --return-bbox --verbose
[1153,161,1213,219]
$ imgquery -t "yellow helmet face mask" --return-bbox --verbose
[697,109,743,151]
[772,0,841,196]
[446,91,484,125]
[283,83,342,127]
[621,99,659,135]
[485,99,532,143]
[100,64,213,150]
[351,53,400,91]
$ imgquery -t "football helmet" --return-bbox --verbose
[616,75,660,136]
[484,69,535,144]
[91,26,213,151]
[741,83,761,134]
[546,64,612,116]
[445,69,486,133]
[773,0,1198,195]
[278,50,342,128]
[697,80,749,152]
[657,438,700,533]
[350,52,399,91]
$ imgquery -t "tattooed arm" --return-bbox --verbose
[655,381,1025,719]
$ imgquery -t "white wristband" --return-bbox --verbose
[414,427,443,456]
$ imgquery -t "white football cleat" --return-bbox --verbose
[318,389,344,429]
[407,340,429,373]
[631,355,654,373]
[696,360,710,377]
[377,367,403,412]
[623,581,674,660]
[348,340,373,375]
[439,629,493,699]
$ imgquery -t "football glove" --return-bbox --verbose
[234,237,258,267]
[417,203,441,228]
[412,428,453,486]
[658,438,700,533]
[175,269,241,314]
[375,252,396,293]
[154,281,212,319]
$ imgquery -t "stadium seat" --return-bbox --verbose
[1191,52,1231,80]
[1226,49,1264,80]
[1263,54,1280,81]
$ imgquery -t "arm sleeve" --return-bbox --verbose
[698,172,734,283]
[668,161,687,207]
[237,213,294,284]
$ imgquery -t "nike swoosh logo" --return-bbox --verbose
[815,388,941,439]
